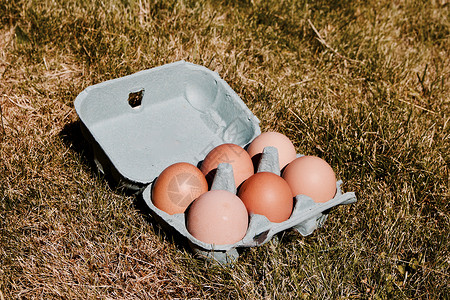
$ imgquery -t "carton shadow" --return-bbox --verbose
[134,191,194,255]
[59,120,97,173]
[60,120,140,193]
[59,120,194,255]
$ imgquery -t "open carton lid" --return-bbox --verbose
[74,61,261,189]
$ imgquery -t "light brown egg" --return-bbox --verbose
[282,156,337,203]
[200,143,254,188]
[186,190,248,245]
[152,162,208,215]
[247,131,297,170]
[238,172,293,223]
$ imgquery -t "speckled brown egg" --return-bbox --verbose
[152,162,208,215]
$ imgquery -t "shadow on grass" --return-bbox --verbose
[59,120,97,173]
[134,188,195,256]
[59,119,195,256]
[59,120,133,192]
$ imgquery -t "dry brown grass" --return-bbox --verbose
[1,0,449,299]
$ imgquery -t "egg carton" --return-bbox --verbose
[74,61,357,264]
[74,60,261,192]
[141,146,357,264]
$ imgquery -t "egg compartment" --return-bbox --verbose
[74,60,261,192]
[141,147,357,264]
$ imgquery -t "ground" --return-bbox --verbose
[0,0,449,299]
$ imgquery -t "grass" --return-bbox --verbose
[1,0,449,298]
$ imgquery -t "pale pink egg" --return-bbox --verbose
[186,190,248,245]
[282,156,337,203]
[247,132,297,170]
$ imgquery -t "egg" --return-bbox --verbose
[152,162,208,215]
[200,143,254,188]
[247,131,297,170]
[186,190,249,245]
[282,156,337,203]
[238,172,293,223]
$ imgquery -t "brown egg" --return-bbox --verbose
[282,156,337,203]
[152,162,208,215]
[247,131,297,170]
[186,190,248,245]
[200,143,254,188]
[238,172,293,223]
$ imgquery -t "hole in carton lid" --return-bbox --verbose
[128,89,144,108]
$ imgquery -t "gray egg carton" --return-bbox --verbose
[74,61,357,264]
[74,60,261,192]
[141,147,357,264]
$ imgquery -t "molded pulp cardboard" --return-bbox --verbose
[74,61,357,264]
[75,60,261,191]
